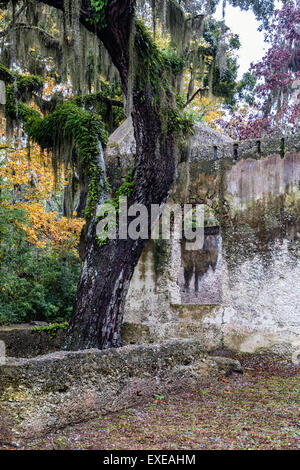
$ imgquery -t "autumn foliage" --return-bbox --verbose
[0,135,83,324]
[0,144,84,252]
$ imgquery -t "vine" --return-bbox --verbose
[31,322,69,339]
[94,165,135,248]
[89,0,109,28]
[134,20,194,137]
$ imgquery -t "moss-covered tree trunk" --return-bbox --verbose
[55,0,177,349]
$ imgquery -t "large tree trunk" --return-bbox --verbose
[32,0,177,350]
[65,78,176,351]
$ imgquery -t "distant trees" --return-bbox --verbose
[221,0,300,139]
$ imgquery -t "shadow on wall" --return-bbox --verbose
[178,226,222,306]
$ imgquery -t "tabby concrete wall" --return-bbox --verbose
[0,322,153,358]
[106,120,300,356]
[0,325,66,358]
[0,340,241,445]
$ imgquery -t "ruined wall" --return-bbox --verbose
[218,147,299,355]
[106,121,300,357]
[0,340,241,445]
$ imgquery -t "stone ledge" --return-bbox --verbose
[0,339,241,445]
[0,322,152,358]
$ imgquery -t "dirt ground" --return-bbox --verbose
[2,354,300,451]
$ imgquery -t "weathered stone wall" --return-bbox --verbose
[0,323,153,358]
[0,340,241,445]
[0,325,66,358]
[106,120,300,357]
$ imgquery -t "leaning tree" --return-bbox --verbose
[0,0,276,350]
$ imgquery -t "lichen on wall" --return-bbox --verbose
[119,123,300,357]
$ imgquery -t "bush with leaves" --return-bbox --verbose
[0,205,80,324]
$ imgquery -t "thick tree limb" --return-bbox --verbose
[8,23,63,52]
[184,86,209,108]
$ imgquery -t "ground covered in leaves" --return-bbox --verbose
[6,354,300,450]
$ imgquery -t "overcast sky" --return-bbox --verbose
[214,3,275,79]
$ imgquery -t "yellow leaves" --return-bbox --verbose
[206,55,214,65]
[198,39,211,49]
[183,71,225,129]
[0,144,84,254]
[17,203,84,251]
[0,145,56,201]
[5,200,84,253]
[198,96,225,128]
[99,76,110,85]
[43,77,57,101]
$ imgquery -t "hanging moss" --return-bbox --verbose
[61,0,82,94]
[136,0,196,54]
[166,0,188,51]
[5,84,108,219]
[0,0,118,97]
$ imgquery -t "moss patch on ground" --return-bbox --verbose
[3,354,299,450]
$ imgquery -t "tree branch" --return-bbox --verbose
[0,0,133,91]
[6,23,63,52]
[184,86,208,108]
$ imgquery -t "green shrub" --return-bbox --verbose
[0,206,80,324]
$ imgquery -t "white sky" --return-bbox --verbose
[214,3,279,79]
